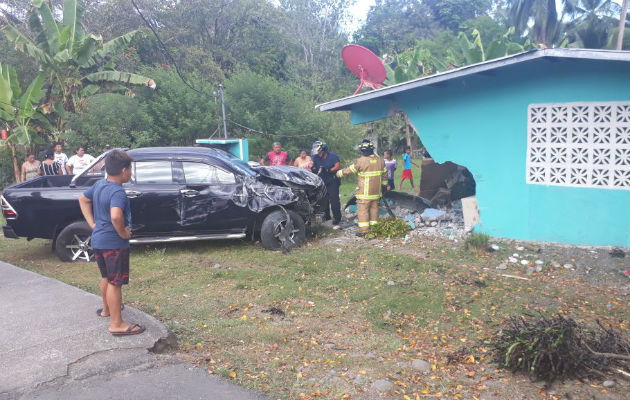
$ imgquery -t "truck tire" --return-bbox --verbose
[260,209,306,251]
[55,221,94,262]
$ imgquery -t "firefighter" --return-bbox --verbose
[336,139,387,236]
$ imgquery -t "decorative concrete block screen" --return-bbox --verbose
[526,101,630,190]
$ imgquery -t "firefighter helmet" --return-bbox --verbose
[311,140,328,156]
[359,139,374,155]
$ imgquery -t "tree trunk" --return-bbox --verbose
[617,0,629,50]
[10,143,20,183]
[404,113,412,149]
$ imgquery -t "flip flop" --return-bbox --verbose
[110,323,145,336]
[96,304,125,317]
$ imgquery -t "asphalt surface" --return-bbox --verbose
[0,261,268,400]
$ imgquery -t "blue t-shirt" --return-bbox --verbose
[402,153,412,170]
[312,151,341,185]
[84,179,131,249]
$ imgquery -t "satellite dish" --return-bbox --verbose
[341,44,387,95]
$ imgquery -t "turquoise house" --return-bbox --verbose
[318,49,630,247]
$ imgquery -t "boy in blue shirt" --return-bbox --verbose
[79,150,145,336]
[399,146,419,190]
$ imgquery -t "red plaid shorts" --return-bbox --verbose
[94,248,130,286]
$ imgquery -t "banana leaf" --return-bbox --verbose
[85,30,140,68]
[31,0,61,54]
[2,24,53,66]
[62,0,79,53]
[6,125,45,146]
[18,73,45,119]
[74,34,102,66]
[0,64,15,119]
[83,71,154,87]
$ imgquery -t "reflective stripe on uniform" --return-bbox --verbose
[363,176,369,197]
[358,221,370,227]
[349,164,357,173]
[356,194,381,200]
[358,171,385,177]
[369,220,378,225]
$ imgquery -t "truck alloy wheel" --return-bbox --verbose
[260,209,306,251]
[55,221,94,262]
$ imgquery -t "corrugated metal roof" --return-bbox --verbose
[316,49,630,111]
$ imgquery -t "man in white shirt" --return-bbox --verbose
[53,142,70,175]
[67,146,95,175]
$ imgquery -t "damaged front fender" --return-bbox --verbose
[233,166,326,213]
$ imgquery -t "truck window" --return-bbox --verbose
[134,161,173,184]
[182,162,236,185]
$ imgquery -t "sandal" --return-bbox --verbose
[110,323,145,336]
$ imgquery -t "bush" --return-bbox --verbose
[464,232,489,251]
[365,217,411,239]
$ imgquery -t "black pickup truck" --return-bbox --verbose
[1,147,326,261]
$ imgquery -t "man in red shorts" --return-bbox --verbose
[79,150,145,336]
[399,146,419,190]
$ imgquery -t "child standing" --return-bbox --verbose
[384,150,397,190]
[79,150,145,336]
[399,146,419,190]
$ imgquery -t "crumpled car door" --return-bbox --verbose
[178,161,250,233]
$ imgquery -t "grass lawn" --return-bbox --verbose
[339,155,422,205]
[1,224,627,399]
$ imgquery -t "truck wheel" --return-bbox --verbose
[260,210,306,251]
[55,221,94,262]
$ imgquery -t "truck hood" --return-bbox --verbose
[254,166,325,189]
[233,166,326,213]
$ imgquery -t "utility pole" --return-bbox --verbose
[617,0,629,50]
[218,84,228,138]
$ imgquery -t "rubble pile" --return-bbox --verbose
[344,199,467,240]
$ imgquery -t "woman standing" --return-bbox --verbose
[39,149,62,176]
[293,149,313,169]
[21,153,41,182]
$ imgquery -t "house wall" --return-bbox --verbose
[350,58,630,247]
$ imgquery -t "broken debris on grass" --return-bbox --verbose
[493,314,630,384]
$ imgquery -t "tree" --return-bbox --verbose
[135,66,218,147]
[508,0,566,46]
[424,0,493,31]
[0,63,49,181]
[565,0,622,48]
[65,93,154,153]
[1,0,154,130]
[225,70,362,161]
[353,0,439,55]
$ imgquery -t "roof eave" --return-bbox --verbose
[316,49,630,112]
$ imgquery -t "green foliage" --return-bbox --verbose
[0,147,18,189]
[424,0,493,31]
[365,217,412,239]
[353,0,439,55]
[134,67,218,147]
[225,70,362,161]
[0,63,49,147]
[464,232,490,252]
[65,93,153,154]
[1,0,153,129]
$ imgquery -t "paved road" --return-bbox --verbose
[0,261,268,400]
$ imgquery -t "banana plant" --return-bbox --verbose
[1,0,154,127]
[0,63,50,182]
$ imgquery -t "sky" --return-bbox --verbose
[344,0,376,34]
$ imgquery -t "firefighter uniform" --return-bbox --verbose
[336,154,387,233]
